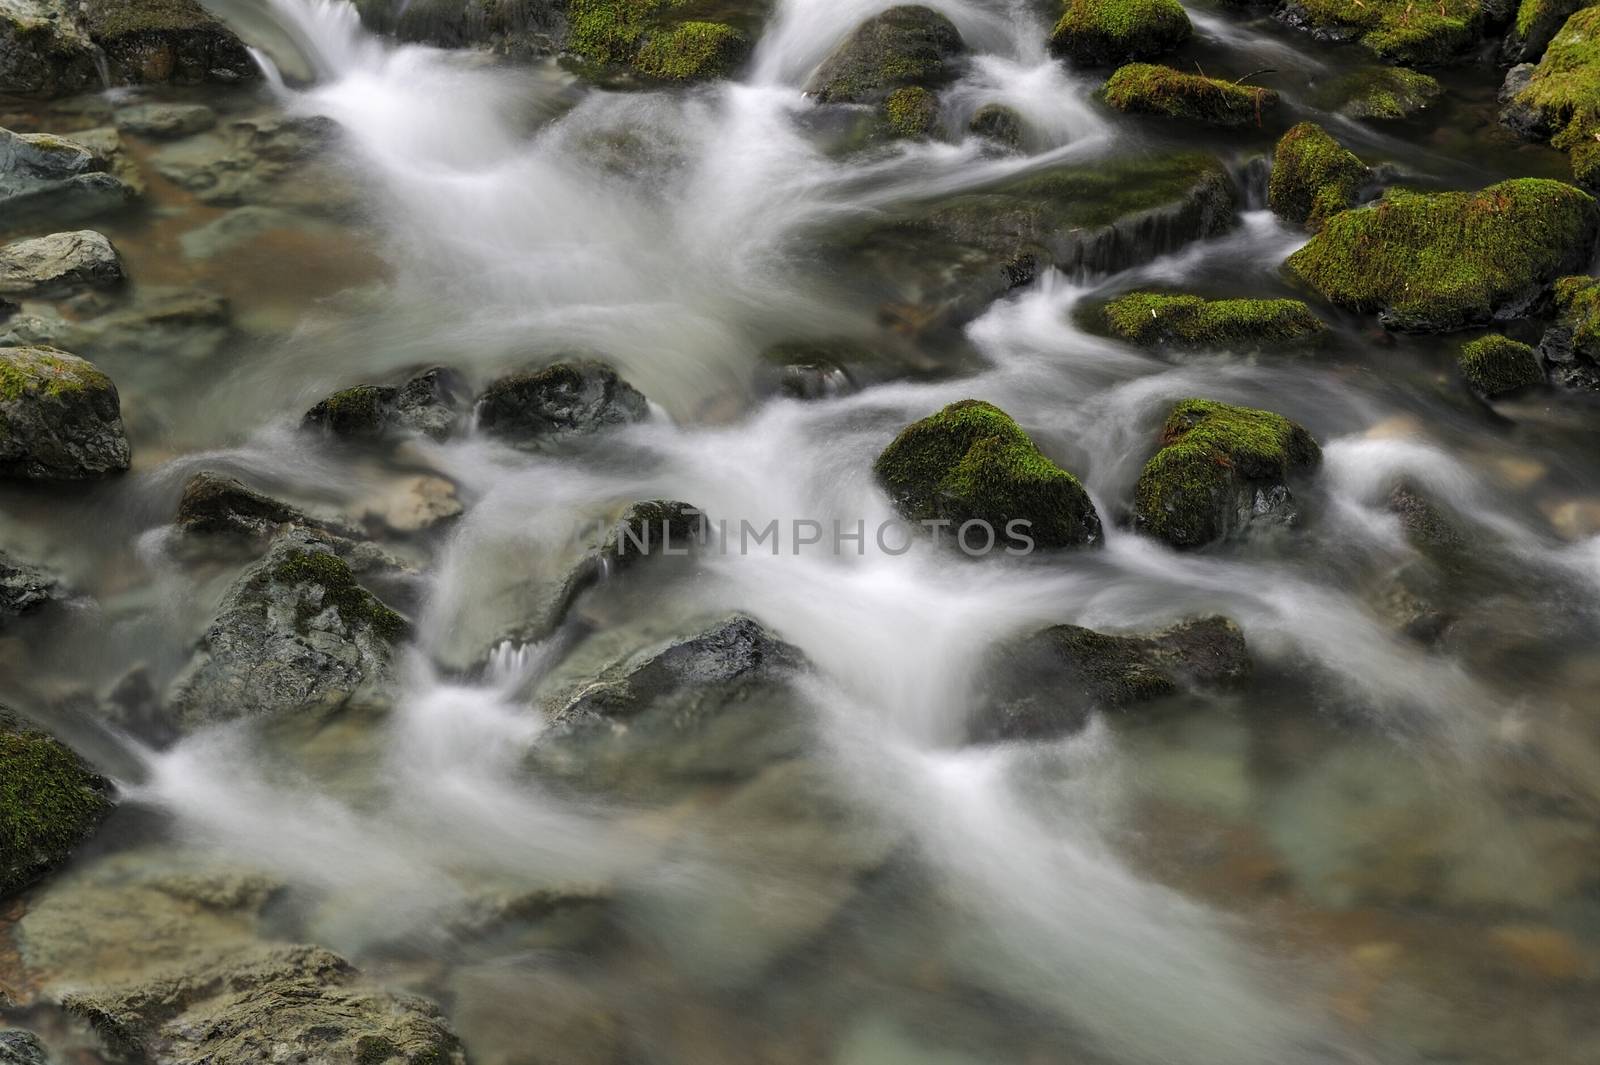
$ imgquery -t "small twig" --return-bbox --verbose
[1193,60,1208,79]
[1234,68,1278,85]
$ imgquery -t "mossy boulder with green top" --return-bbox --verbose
[1538,274,1600,388]
[884,86,942,138]
[805,5,965,103]
[1133,398,1322,548]
[0,345,131,480]
[1284,178,1600,332]
[1318,66,1443,120]
[1502,0,1596,63]
[1269,122,1371,229]
[1501,7,1600,191]
[1103,292,1327,350]
[2,707,114,899]
[1280,0,1494,66]
[567,0,754,82]
[1457,334,1545,397]
[82,0,256,85]
[1099,64,1280,127]
[1048,0,1193,66]
[874,400,1103,550]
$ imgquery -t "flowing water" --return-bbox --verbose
[4,1,1600,1063]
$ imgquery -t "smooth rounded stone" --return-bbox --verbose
[1048,0,1192,66]
[165,528,410,730]
[1285,179,1599,332]
[304,366,467,441]
[1458,334,1545,398]
[1133,398,1322,549]
[874,399,1102,550]
[1100,64,1280,127]
[1268,122,1370,230]
[971,616,1252,741]
[0,345,131,480]
[1100,292,1326,350]
[1,706,114,899]
[805,5,965,104]
[0,548,64,625]
[62,945,465,1065]
[114,101,217,138]
[475,359,649,448]
[0,231,124,298]
[0,0,101,98]
[967,102,1023,151]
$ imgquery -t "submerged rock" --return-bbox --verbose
[0,548,64,624]
[63,945,465,1065]
[0,231,124,298]
[967,102,1023,150]
[0,345,131,480]
[166,529,410,729]
[114,101,218,138]
[973,616,1252,740]
[1285,179,1599,332]
[1500,8,1600,191]
[874,400,1102,550]
[1,706,114,899]
[476,360,649,448]
[1049,0,1192,66]
[805,5,964,103]
[1102,292,1326,350]
[567,0,753,82]
[1537,274,1600,389]
[1278,0,1493,65]
[0,126,139,227]
[1099,64,1280,127]
[81,0,256,86]
[1132,398,1322,548]
[1268,122,1371,230]
[304,366,467,441]
[1458,334,1545,398]
[0,0,101,97]
[1317,66,1443,120]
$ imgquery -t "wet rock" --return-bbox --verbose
[178,204,345,259]
[1101,291,1326,350]
[63,945,464,1065]
[566,0,752,82]
[0,1030,50,1065]
[152,113,348,212]
[174,470,361,544]
[0,345,131,480]
[0,548,63,624]
[1269,122,1371,230]
[0,231,123,298]
[1458,334,1544,398]
[883,85,941,139]
[1387,482,1469,558]
[806,6,965,104]
[598,499,706,573]
[0,0,101,97]
[114,101,217,138]
[874,399,1102,550]
[967,102,1023,150]
[1502,0,1591,63]
[476,359,649,449]
[1500,8,1600,191]
[355,0,564,57]
[1537,274,1600,389]
[166,528,410,729]
[1049,0,1192,66]
[1100,64,1280,128]
[1277,0,1493,65]
[1317,66,1442,120]
[973,616,1252,740]
[1,706,114,899]
[304,366,467,441]
[1285,179,1599,332]
[82,0,256,86]
[1133,398,1322,549]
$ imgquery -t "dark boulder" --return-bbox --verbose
[805,6,965,104]
[475,359,649,448]
[1,707,115,899]
[0,345,131,480]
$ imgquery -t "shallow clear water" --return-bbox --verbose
[3,1,1600,1064]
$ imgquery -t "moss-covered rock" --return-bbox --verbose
[82,0,256,85]
[1280,0,1493,66]
[567,0,752,82]
[1269,121,1370,229]
[1284,178,1600,331]
[1537,274,1600,388]
[1103,292,1326,350]
[1048,0,1193,65]
[1501,7,1600,191]
[1132,398,1322,548]
[1318,66,1443,120]
[2,708,114,899]
[805,5,965,103]
[304,367,465,441]
[1457,334,1544,397]
[476,359,649,449]
[1503,0,1595,63]
[874,400,1102,550]
[1100,63,1280,127]
[354,0,562,56]
[973,616,1251,740]
[0,345,131,480]
[884,85,941,137]
[0,0,102,98]
[968,103,1024,150]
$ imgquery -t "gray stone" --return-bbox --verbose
[0,231,123,298]
[0,126,139,226]
[174,470,362,544]
[476,359,649,449]
[0,548,63,623]
[114,102,217,138]
[0,1029,51,1065]
[303,366,468,442]
[0,345,131,480]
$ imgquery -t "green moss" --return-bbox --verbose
[1319,67,1442,120]
[1508,0,1593,60]
[1099,63,1278,127]
[1044,626,1179,704]
[968,103,1024,149]
[567,0,749,82]
[1552,274,1600,348]
[884,86,940,137]
[1048,0,1192,64]
[0,348,113,404]
[873,399,1102,549]
[2,711,113,899]
[1510,7,1600,189]
[83,0,221,38]
[1132,398,1321,548]
[272,549,409,644]
[1269,122,1369,230]
[303,384,396,438]
[807,5,965,103]
[1290,0,1488,64]
[1457,334,1544,396]
[633,20,747,79]
[1285,178,1600,331]
[1103,292,1326,350]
